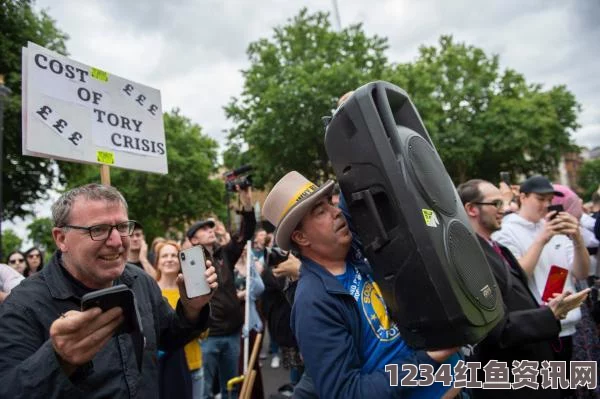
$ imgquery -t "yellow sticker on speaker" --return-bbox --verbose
[422,209,439,228]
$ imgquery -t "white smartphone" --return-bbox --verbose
[179,246,211,298]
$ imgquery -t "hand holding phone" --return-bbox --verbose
[499,171,511,185]
[81,284,142,335]
[51,306,124,372]
[547,204,564,221]
[179,246,211,298]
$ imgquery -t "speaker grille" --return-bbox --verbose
[446,220,497,310]
[406,134,457,216]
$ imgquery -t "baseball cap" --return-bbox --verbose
[519,175,564,197]
[186,219,216,239]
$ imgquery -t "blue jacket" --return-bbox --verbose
[291,198,452,398]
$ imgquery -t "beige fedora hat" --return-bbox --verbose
[263,171,335,251]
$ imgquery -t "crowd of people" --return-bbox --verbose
[0,172,598,399]
[0,113,599,399]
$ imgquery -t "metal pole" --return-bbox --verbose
[225,189,231,232]
[0,75,13,260]
[332,0,342,31]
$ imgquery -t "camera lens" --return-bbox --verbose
[180,253,186,261]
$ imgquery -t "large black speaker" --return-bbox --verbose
[324,81,503,349]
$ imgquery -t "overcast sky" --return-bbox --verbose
[33,0,600,150]
[4,0,599,247]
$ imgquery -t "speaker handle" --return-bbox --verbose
[351,189,389,251]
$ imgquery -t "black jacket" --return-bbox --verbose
[469,236,560,399]
[0,251,210,399]
[207,210,256,336]
[259,247,297,348]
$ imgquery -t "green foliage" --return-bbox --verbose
[578,159,600,200]
[59,109,226,243]
[26,217,55,252]
[385,36,580,183]
[1,0,69,219]
[1,228,23,258]
[225,8,389,186]
[226,17,581,187]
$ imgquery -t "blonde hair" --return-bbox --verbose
[154,240,181,281]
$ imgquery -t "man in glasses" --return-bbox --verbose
[458,179,588,398]
[0,183,217,398]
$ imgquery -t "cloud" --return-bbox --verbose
[34,0,599,151]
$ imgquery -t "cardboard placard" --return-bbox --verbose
[22,42,168,174]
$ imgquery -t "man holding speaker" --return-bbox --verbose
[458,179,588,398]
[263,171,461,399]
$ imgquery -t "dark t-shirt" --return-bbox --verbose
[129,261,144,270]
[59,262,96,298]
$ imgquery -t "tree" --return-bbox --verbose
[26,217,55,253]
[1,228,22,258]
[59,109,226,242]
[1,0,69,220]
[385,36,580,183]
[224,8,389,186]
[578,159,600,200]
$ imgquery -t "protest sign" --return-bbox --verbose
[22,42,168,174]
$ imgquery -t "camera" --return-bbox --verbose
[224,165,253,193]
[267,246,289,267]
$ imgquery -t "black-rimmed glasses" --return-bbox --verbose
[473,200,504,210]
[62,220,137,241]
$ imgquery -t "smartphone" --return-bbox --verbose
[81,284,142,334]
[179,246,211,298]
[499,171,511,185]
[547,204,564,220]
[542,265,569,302]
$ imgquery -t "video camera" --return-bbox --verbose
[224,165,253,193]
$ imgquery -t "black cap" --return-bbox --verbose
[520,175,564,197]
[186,219,216,239]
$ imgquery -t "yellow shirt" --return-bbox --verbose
[161,288,203,371]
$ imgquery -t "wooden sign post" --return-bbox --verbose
[100,164,111,186]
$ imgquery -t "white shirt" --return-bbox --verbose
[493,213,581,337]
[0,263,24,294]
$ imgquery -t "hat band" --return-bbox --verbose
[279,182,319,220]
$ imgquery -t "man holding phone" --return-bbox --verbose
[186,185,256,399]
[458,179,589,398]
[0,184,218,398]
[493,176,590,373]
